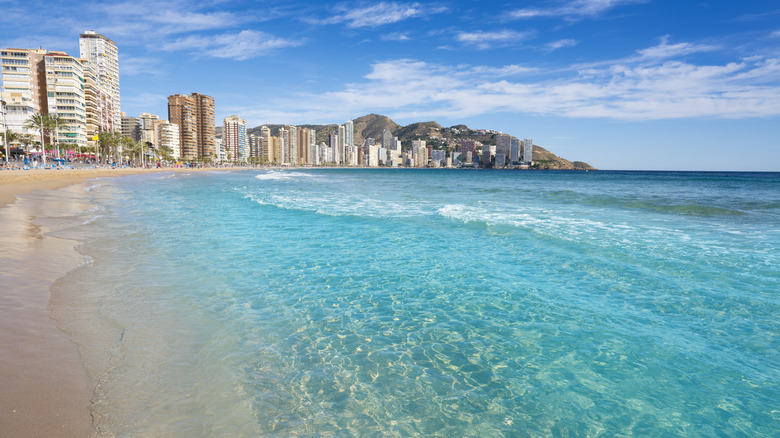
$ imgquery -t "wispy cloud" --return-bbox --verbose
[510,0,645,20]
[635,37,717,60]
[120,55,167,76]
[545,39,578,51]
[241,43,780,124]
[456,30,533,49]
[94,1,242,39]
[771,30,780,38]
[310,2,447,28]
[160,30,303,60]
[381,32,411,41]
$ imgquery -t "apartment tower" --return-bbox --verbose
[224,115,247,162]
[168,93,215,160]
[79,31,120,129]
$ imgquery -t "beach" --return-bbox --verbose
[0,167,217,436]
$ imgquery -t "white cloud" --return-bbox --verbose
[510,0,645,20]
[456,30,533,49]
[160,30,303,60]
[545,39,578,51]
[241,43,780,124]
[771,30,780,38]
[314,2,447,28]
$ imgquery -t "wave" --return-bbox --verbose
[254,171,318,182]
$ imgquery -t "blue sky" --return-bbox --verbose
[2,0,779,170]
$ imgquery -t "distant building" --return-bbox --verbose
[260,126,272,162]
[481,145,491,167]
[496,134,511,166]
[523,138,533,164]
[224,115,247,162]
[431,149,445,166]
[121,112,141,141]
[329,132,339,163]
[412,139,427,167]
[157,121,180,160]
[167,92,215,161]
[381,129,394,151]
[344,120,354,149]
[510,137,520,164]
[459,139,476,164]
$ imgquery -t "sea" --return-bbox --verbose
[46,169,779,436]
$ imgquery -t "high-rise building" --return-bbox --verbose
[496,134,511,166]
[431,149,445,166]
[279,127,289,164]
[482,144,492,167]
[271,136,283,163]
[193,93,215,159]
[260,125,272,163]
[82,57,114,146]
[337,124,346,165]
[459,139,476,164]
[121,112,141,141]
[510,137,520,164]
[329,132,339,164]
[79,31,120,129]
[523,138,533,164]
[381,129,394,151]
[286,125,298,164]
[344,120,354,151]
[157,121,180,159]
[0,48,46,137]
[42,51,88,150]
[168,93,215,160]
[412,139,427,167]
[167,95,196,159]
[224,115,247,162]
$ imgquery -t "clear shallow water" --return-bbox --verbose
[53,169,779,436]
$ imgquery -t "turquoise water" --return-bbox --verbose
[53,169,779,436]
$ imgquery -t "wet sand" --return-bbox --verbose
[0,167,224,436]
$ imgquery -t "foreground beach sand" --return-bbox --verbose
[0,167,221,436]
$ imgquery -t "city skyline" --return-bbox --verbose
[1,1,779,170]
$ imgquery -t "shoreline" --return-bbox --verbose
[0,167,224,436]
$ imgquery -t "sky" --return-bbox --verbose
[2,0,779,170]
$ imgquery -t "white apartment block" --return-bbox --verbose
[79,31,120,129]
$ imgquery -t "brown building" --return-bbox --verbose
[167,92,215,161]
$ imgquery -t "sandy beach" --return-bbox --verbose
[0,167,221,436]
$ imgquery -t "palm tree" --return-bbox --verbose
[24,113,52,166]
[98,131,122,165]
[3,129,18,162]
[47,114,67,159]
[158,144,173,163]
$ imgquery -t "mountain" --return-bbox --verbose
[248,114,595,169]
